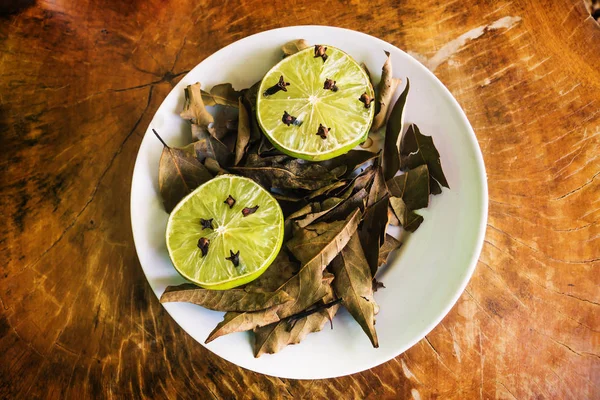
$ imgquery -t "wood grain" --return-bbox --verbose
[1,0,598,398]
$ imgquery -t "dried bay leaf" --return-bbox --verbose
[367,165,389,207]
[287,209,361,265]
[289,196,346,228]
[180,82,215,136]
[386,164,430,210]
[372,51,402,131]
[306,181,347,200]
[400,123,449,190]
[153,130,213,213]
[389,196,423,232]
[322,188,368,222]
[160,283,292,312]
[206,211,361,343]
[378,234,402,267]
[317,150,379,177]
[281,39,310,56]
[330,233,379,347]
[244,251,300,292]
[235,97,251,165]
[382,78,410,181]
[201,83,242,107]
[230,165,336,191]
[192,126,234,167]
[253,293,339,357]
[203,157,228,175]
[359,196,390,276]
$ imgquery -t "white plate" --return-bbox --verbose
[130,26,488,379]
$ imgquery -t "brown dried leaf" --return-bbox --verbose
[282,39,310,56]
[201,83,242,107]
[386,164,430,210]
[286,209,361,265]
[206,211,361,343]
[378,234,401,267]
[322,188,368,222]
[359,196,390,276]
[372,51,402,131]
[160,283,292,312]
[230,165,336,191]
[389,196,423,232]
[330,233,379,347]
[253,301,337,357]
[180,82,215,135]
[288,196,346,228]
[400,123,449,190]
[154,131,213,213]
[382,79,410,181]
[203,157,228,175]
[192,126,234,167]
[244,251,300,292]
[367,165,389,207]
[317,150,379,177]
[235,97,251,165]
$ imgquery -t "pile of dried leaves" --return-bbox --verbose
[155,40,448,356]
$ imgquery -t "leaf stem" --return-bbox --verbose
[152,128,169,148]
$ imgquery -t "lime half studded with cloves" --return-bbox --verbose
[165,175,284,290]
[256,45,375,161]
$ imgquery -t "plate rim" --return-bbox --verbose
[130,25,489,379]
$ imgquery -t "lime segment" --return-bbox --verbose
[257,46,375,161]
[166,175,285,289]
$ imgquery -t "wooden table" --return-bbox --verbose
[2,0,599,398]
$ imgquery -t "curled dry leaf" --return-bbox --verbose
[203,157,228,175]
[386,164,430,210]
[201,83,242,107]
[389,196,423,233]
[253,284,339,357]
[192,126,234,167]
[382,78,410,181]
[359,195,390,276]
[288,196,346,228]
[160,283,292,312]
[230,165,337,191]
[281,39,310,56]
[330,233,379,347]
[378,234,402,267]
[180,82,215,136]
[206,211,361,343]
[235,97,251,165]
[366,165,389,207]
[400,123,449,192]
[154,130,213,213]
[372,51,402,131]
[322,188,368,222]
[317,149,379,178]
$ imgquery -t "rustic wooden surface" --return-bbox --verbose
[1,0,599,398]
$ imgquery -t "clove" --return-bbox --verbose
[197,237,210,257]
[226,249,240,267]
[242,205,259,217]
[359,92,374,108]
[314,45,328,62]
[316,124,330,139]
[224,195,236,208]
[282,111,297,126]
[323,78,338,92]
[200,218,214,230]
[263,75,290,96]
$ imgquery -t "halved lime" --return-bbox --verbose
[256,45,375,161]
[166,175,285,290]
